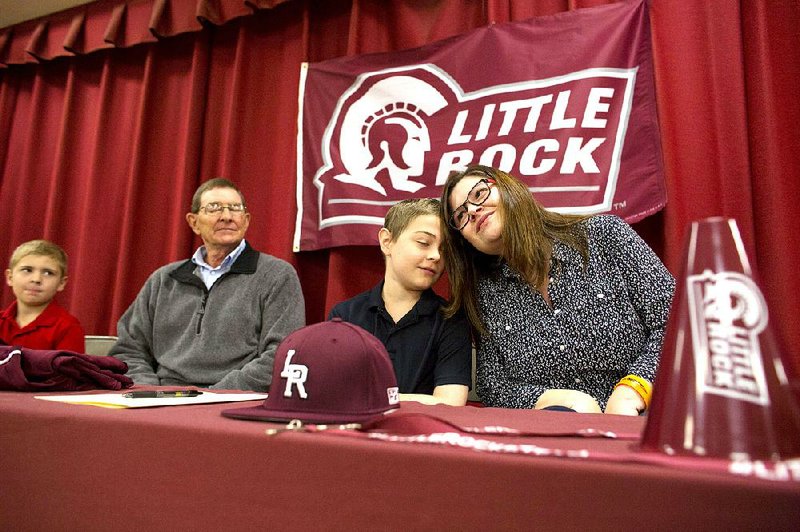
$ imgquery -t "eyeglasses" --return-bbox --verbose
[448,179,494,230]
[198,202,246,215]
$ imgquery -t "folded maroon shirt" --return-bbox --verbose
[0,345,133,391]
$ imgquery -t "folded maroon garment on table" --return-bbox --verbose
[0,345,133,391]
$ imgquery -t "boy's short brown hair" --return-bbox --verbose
[383,198,441,240]
[8,240,69,277]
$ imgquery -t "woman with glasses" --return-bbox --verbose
[440,165,675,415]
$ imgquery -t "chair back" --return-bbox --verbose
[84,335,118,357]
[467,345,479,402]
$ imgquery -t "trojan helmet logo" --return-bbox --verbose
[324,71,447,196]
[333,75,448,196]
[310,65,459,231]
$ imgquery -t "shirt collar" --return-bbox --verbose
[192,239,247,271]
[366,281,440,316]
[34,301,64,326]
[2,300,63,328]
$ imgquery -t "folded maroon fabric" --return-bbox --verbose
[0,345,133,391]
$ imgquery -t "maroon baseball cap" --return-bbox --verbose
[222,319,400,424]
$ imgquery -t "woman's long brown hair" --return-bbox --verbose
[440,165,589,335]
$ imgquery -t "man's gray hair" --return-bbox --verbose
[190,178,246,213]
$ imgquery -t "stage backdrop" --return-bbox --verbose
[296,0,664,250]
[0,0,798,371]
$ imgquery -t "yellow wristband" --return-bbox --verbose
[622,374,653,397]
[618,377,650,400]
[615,381,650,410]
[615,374,652,410]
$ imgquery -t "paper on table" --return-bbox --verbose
[34,391,268,409]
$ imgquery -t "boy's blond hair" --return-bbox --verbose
[383,198,441,240]
[8,240,69,277]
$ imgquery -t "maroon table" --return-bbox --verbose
[1,389,798,530]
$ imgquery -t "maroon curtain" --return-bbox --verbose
[1,0,798,371]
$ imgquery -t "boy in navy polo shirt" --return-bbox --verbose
[329,199,472,405]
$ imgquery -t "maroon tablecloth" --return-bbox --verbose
[1,389,798,530]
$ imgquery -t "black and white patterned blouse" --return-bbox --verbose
[475,215,675,410]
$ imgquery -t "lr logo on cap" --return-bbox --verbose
[281,349,309,399]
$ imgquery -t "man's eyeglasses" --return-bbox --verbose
[448,179,494,230]
[198,202,247,215]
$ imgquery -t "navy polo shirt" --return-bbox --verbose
[328,282,472,394]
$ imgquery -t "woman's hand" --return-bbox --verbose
[604,384,645,416]
[534,389,602,413]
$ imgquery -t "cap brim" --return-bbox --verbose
[221,403,398,425]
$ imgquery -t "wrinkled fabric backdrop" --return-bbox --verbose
[1,0,798,371]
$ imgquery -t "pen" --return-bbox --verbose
[123,390,204,399]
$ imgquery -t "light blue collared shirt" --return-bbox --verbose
[191,239,247,290]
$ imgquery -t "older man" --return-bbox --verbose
[110,178,305,391]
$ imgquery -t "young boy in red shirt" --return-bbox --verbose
[1,240,85,352]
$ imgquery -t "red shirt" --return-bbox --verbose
[0,300,85,352]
